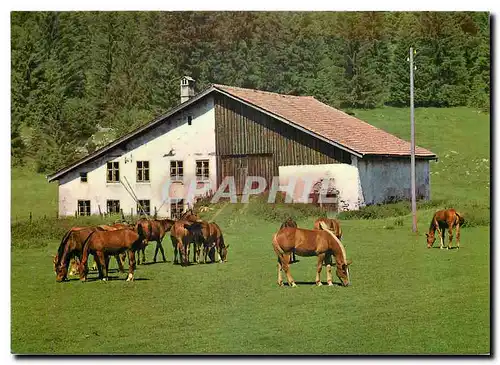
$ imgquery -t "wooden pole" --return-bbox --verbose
[410,47,417,233]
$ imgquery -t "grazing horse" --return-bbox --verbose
[280,218,298,263]
[426,209,464,249]
[272,221,352,287]
[54,225,127,282]
[199,221,229,264]
[79,226,147,282]
[170,220,205,266]
[313,217,343,240]
[135,218,175,264]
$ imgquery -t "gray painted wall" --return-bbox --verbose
[356,157,430,205]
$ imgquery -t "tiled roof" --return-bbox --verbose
[214,84,436,158]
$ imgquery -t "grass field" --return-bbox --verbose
[10,107,490,354]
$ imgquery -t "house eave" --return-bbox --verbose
[47,85,217,182]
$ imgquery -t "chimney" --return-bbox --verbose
[180,76,195,104]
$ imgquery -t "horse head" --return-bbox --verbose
[220,244,230,262]
[55,264,69,282]
[336,259,352,287]
[425,232,436,248]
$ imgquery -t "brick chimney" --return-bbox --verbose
[180,76,195,104]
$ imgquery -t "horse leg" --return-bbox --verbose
[141,247,146,264]
[94,254,103,280]
[116,254,125,273]
[315,253,326,286]
[447,224,454,250]
[97,251,107,281]
[325,254,334,286]
[127,250,136,281]
[277,258,283,287]
[171,236,178,264]
[155,239,167,263]
[281,255,296,287]
[456,223,461,249]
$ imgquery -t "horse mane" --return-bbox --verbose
[428,212,437,233]
[56,229,74,269]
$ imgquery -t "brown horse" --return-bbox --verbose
[170,220,205,266]
[426,208,464,249]
[199,221,229,264]
[180,209,201,222]
[54,225,127,282]
[280,218,298,263]
[135,218,175,264]
[313,217,343,240]
[272,221,352,287]
[79,226,147,282]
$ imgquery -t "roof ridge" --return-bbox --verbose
[213,84,311,99]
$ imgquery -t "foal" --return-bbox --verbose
[426,208,464,249]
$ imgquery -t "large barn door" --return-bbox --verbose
[220,154,274,195]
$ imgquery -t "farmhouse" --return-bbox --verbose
[47,77,437,218]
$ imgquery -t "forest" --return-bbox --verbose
[10,11,490,173]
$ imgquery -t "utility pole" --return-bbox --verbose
[410,47,417,233]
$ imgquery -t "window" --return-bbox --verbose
[106,161,120,183]
[107,200,120,214]
[196,160,210,181]
[80,172,88,183]
[78,200,91,216]
[136,161,150,182]
[137,200,150,216]
[170,199,184,220]
[187,116,193,125]
[170,160,184,181]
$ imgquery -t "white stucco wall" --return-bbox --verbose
[357,158,430,205]
[278,164,365,211]
[58,96,216,218]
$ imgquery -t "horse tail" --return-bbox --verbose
[272,232,285,258]
[337,223,343,240]
[455,211,465,226]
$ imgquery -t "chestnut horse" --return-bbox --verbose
[313,217,343,240]
[170,220,205,266]
[426,208,464,249]
[135,218,175,264]
[55,226,125,282]
[280,218,298,263]
[180,209,201,222]
[272,221,352,287]
[79,226,147,282]
[199,221,229,264]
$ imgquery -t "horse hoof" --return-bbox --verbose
[278,282,284,287]
[316,282,323,287]
[102,278,107,282]
[291,282,297,288]
[328,281,334,286]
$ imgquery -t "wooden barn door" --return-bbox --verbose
[220,154,274,195]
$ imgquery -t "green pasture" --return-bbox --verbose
[11,107,490,354]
